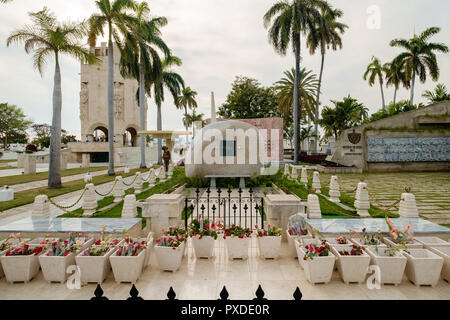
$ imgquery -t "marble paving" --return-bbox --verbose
[1,237,449,300]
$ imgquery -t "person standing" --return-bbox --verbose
[162,146,171,172]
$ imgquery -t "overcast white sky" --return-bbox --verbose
[1,0,449,138]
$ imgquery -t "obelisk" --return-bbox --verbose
[211,91,216,123]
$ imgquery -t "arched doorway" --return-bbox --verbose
[123,127,137,147]
[93,126,108,142]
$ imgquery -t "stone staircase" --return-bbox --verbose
[420,213,450,225]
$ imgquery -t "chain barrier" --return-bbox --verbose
[95,179,118,197]
[337,181,357,194]
[122,174,138,187]
[48,187,87,213]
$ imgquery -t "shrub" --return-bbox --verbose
[25,144,38,153]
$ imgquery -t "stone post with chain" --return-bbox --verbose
[82,184,97,216]
[354,181,370,217]
[329,176,341,203]
[113,176,125,203]
[312,171,321,193]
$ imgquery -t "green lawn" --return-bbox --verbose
[0,168,142,213]
[0,166,112,187]
[0,166,15,170]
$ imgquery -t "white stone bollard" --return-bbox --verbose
[148,169,156,186]
[23,154,36,175]
[32,195,50,217]
[329,176,341,203]
[122,194,137,218]
[300,167,308,185]
[312,171,321,193]
[113,176,125,203]
[354,182,370,217]
[167,164,174,179]
[290,166,299,180]
[124,166,130,174]
[307,194,322,219]
[398,193,419,218]
[134,172,143,194]
[84,172,92,183]
[82,184,97,216]
[158,167,166,181]
[284,163,290,176]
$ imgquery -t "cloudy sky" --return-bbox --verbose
[1,0,449,139]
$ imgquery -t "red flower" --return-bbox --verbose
[288,230,292,235]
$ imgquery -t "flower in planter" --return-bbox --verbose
[5,243,43,256]
[351,228,383,246]
[222,225,252,239]
[188,218,219,240]
[45,240,80,257]
[336,236,348,244]
[156,237,183,250]
[339,244,364,256]
[116,241,147,256]
[287,215,308,236]
[83,245,111,256]
[303,241,330,260]
[163,226,187,238]
[255,225,282,237]
[385,217,414,244]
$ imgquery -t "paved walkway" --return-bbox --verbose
[1,238,449,300]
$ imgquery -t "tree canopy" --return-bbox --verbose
[0,103,32,149]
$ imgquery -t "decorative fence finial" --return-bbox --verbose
[167,286,177,300]
[293,287,303,300]
[127,284,144,301]
[253,285,267,300]
[91,284,109,301]
[219,286,229,300]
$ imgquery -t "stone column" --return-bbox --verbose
[141,193,185,238]
[81,153,90,168]
[264,194,305,241]
[312,171,321,193]
[398,192,419,218]
[300,167,308,185]
[148,169,156,186]
[113,176,125,203]
[32,195,50,217]
[134,172,143,194]
[122,194,137,218]
[329,176,341,203]
[284,163,290,176]
[290,167,298,180]
[354,182,370,217]
[307,194,322,219]
[82,184,97,216]
[60,153,68,171]
[23,154,36,175]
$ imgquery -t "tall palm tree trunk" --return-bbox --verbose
[293,33,301,164]
[48,55,62,188]
[157,104,162,165]
[107,35,115,176]
[393,87,397,104]
[410,69,416,105]
[138,55,146,168]
[379,79,386,109]
[314,53,324,154]
[184,105,189,147]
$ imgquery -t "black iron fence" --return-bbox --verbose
[183,187,265,230]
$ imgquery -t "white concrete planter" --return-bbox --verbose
[75,237,95,250]
[0,249,42,283]
[366,247,407,285]
[428,246,450,282]
[286,230,311,258]
[110,249,146,283]
[257,236,281,259]
[75,246,117,284]
[383,237,423,249]
[225,237,251,260]
[350,237,387,248]
[132,238,153,269]
[0,250,5,278]
[324,237,350,245]
[403,248,443,287]
[154,241,185,271]
[294,238,323,270]
[331,244,370,284]
[192,236,215,259]
[414,236,450,249]
[39,249,76,283]
[300,247,335,285]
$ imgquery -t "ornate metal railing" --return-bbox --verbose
[184,187,265,230]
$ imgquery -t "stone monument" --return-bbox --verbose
[122,194,137,218]
[312,171,321,193]
[300,167,308,185]
[307,194,322,219]
[134,172,143,194]
[398,191,419,218]
[354,182,370,217]
[82,184,97,216]
[113,176,125,203]
[329,176,341,203]
[290,167,298,180]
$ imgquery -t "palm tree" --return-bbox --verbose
[274,68,319,123]
[384,60,409,104]
[119,2,170,168]
[88,0,137,175]
[264,0,329,164]
[184,109,205,137]
[363,56,387,109]
[7,8,97,188]
[151,55,184,164]
[176,87,198,132]
[390,27,449,105]
[422,83,450,104]
[306,5,347,153]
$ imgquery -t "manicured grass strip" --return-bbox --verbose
[0,166,15,170]
[0,168,141,213]
[60,168,185,228]
[0,166,111,187]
